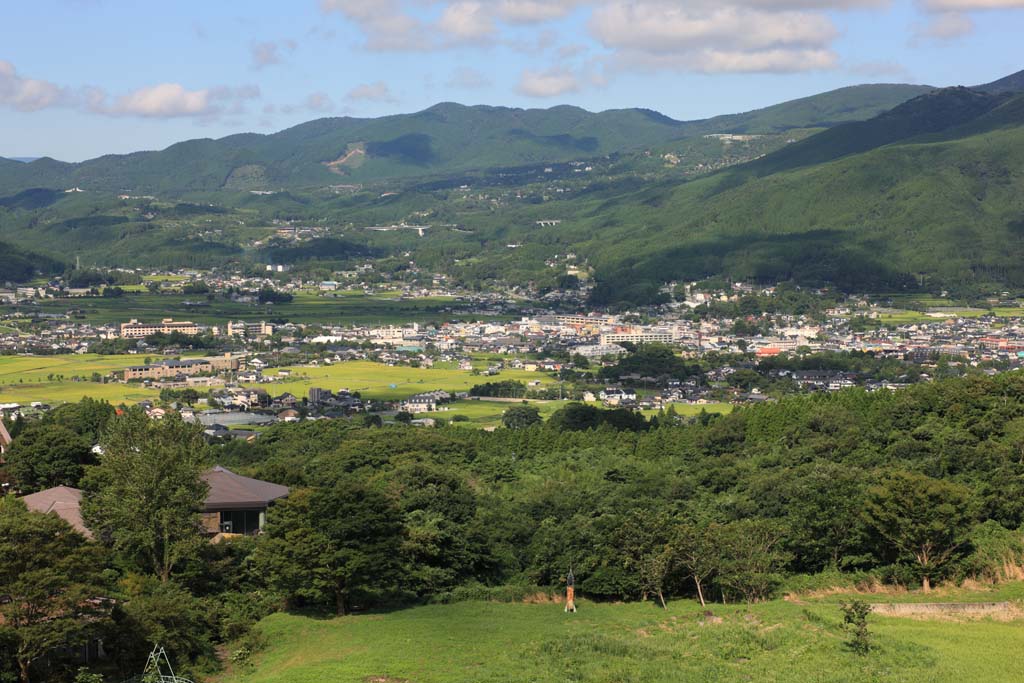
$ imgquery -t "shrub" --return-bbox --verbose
[840,600,872,655]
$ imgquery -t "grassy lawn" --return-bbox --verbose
[227,594,1024,683]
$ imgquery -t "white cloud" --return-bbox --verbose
[93,83,260,118]
[304,91,336,112]
[0,60,68,112]
[345,81,398,102]
[590,4,836,53]
[494,0,583,23]
[439,1,495,41]
[320,0,431,50]
[250,39,297,69]
[447,66,492,88]
[921,0,1024,8]
[517,67,580,97]
[588,2,840,74]
[913,11,976,40]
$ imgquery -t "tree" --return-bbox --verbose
[716,519,790,603]
[863,470,975,591]
[784,464,871,571]
[82,410,209,582]
[672,521,722,607]
[47,397,116,443]
[502,405,541,430]
[5,425,93,492]
[256,480,403,615]
[0,497,106,683]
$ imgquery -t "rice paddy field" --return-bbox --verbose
[0,354,732,425]
[249,361,560,401]
[224,586,1024,683]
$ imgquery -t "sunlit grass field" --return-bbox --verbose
[248,361,558,401]
[226,591,1024,683]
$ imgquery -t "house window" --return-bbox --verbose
[220,510,262,535]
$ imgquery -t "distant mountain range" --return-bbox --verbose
[1,68,1023,298]
[0,82,936,194]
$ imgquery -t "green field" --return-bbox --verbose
[227,593,1024,683]
[251,361,558,401]
[0,355,736,423]
[0,354,150,405]
[1,292,498,326]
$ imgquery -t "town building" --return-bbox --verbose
[226,320,275,338]
[120,318,201,339]
[123,354,239,381]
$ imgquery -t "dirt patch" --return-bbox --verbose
[364,677,410,683]
[871,601,1022,622]
[324,144,367,175]
[698,610,724,626]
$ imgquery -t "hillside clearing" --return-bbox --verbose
[226,596,1024,683]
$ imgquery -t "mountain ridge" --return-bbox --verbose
[0,83,934,194]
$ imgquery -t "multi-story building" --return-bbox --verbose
[226,320,275,338]
[120,318,200,339]
[123,354,238,381]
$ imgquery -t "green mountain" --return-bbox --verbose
[0,84,931,195]
[0,240,64,283]
[575,87,1024,302]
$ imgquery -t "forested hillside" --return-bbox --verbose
[583,89,1024,302]
[0,84,931,194]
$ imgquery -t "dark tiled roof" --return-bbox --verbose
[202,466,290,511]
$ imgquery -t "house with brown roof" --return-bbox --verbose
[200,466,290,536]
[20,486,93,538]
[19,467,289,539]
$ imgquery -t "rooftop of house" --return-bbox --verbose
[20,467,289,537]
[202,466,290,512]
[20,485,92,538]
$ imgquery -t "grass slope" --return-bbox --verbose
[228,597,1024,683]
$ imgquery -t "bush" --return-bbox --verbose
[782,569,881,595]
[430,583,559,605]
[960,521,1024,582]
[216,590,283,641]
[840,600,872,655]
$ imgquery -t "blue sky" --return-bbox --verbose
[1,0,1022,161]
